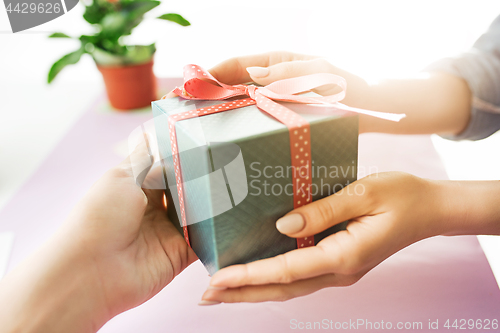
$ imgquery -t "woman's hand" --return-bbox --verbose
[208,51,371,108]
[0,137,197,333]
[200,172,500,303]
[206,51,472,135]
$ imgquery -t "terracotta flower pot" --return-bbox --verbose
[97,60,157,110]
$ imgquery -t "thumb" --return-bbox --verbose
[246,58,334,87]
[94,136,153,196]
[127,134,154,187]
[69,136,153,230]
[275,181,372,238]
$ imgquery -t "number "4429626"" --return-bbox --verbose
[444,319,498,330]
[6,2,61,14]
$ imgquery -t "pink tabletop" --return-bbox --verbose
[1,78,499,332]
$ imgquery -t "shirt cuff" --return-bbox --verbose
[425,57,500,141]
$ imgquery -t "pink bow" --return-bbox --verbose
[171,64,405,122]
[165,64,402,249]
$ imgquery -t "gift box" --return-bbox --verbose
[152,66,359,275]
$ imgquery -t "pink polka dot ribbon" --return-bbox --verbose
[163,64,405,249]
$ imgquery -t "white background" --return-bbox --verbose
[0,0,500,281]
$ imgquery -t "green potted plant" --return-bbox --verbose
[48,0,190,110]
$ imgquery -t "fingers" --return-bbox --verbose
[127,134,154,187]
[206,180,377,290]
[91,137,152,197]
[70,137,153,233]
[209,53,272,85]
[98,135,152,205]
[209,244,345,289]
[246,58,333,87]
[201,273,362,304]
[276,180,373,238]
[209,51,316,85]
[141,160,167,190]
[152,203,199,275]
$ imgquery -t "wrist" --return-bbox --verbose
[0,233,110,333]
[328,64,372,110]
[432,180,500,237]
[324,64,373,134]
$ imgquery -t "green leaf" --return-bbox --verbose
[125,43,156,63]
[49,32,71,38]
[124,1,160,20]
[83,8,102,24]
[47,47,86,83]
[100,12,127,35]
[91,46,125,66]
[83,0,111,24]
[91,44,155,66]
[157,13,190,26]
[98,2,159,40]
[79,34,100,44]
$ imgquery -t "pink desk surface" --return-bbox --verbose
[1,78,499,332]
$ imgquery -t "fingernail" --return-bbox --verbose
[207,285,227,290]
[246,66,269,78]
[198,300,221,306]
[276,214,305,234]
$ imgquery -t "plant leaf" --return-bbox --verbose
[100,12,128,36]
[47,47,86,83]
[49,32,71,38]
[98,1,160,40]
[91,47,125,66]
[79,35,100,44]
[157,13,190,26]
[91,44,155,66]
[123,1,160,21]
[83,1,111,24]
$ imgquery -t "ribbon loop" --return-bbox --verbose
[244,85,257,99]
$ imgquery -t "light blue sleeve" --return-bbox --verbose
[425,15,500,141]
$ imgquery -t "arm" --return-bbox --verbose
[208,51,472,136]
[0,139,197,332]
[357,73,471,135]
[200,173,500,303]
[0,236,109,333]
[197,22,500,303]
[357,16,500,139]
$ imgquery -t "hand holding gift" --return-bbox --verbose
[0,139,197,332]
[1,48,500,332]
[192,51,500,304]
[202,172,500,303]
[154,61,407,276]
[206,51,472,135]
